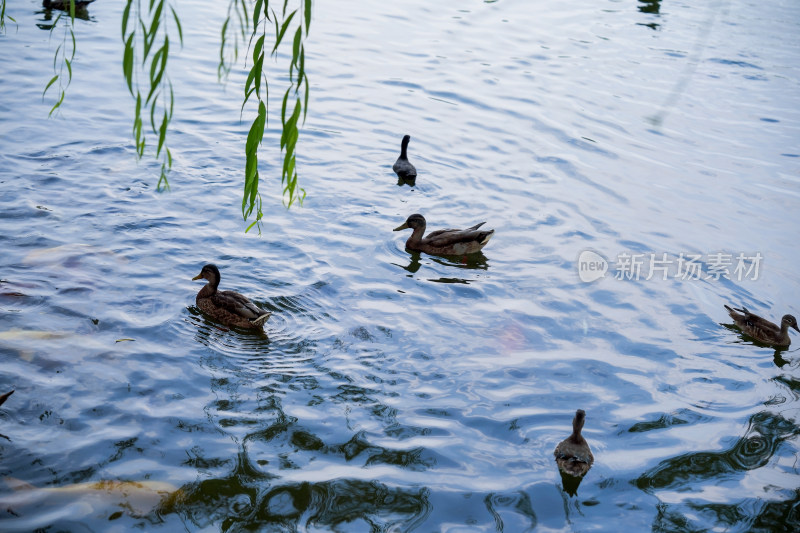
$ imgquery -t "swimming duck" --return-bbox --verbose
[192,264,271,329]
[554,409,594,477]
[43,0,96,10]
[724,305,799,347]
[0,390,13,408]
[392,135,417,181]
[393,214,494,256]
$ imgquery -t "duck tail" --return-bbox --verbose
[725,304,749,320]
[479,230,495,246]
[0,390,13,407]
[251,312,272,327]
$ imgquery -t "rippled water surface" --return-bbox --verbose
[1,0,799,531]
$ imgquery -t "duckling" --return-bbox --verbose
[393,213,494,256]
[0,390,13,408]
[554,409,594,477]
[192,264,271,329]
[392,135,417,181]
[724,305,799,347]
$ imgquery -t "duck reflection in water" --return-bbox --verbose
[554,409,594,495]
[40,0,96,23]
[393,250,489,282]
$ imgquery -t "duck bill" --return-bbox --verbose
[793,324,800,333]
[191,273,203,280]
[393,222,409,231]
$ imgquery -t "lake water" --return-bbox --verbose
[1,0,799,531]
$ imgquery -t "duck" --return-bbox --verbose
[0,390,13,408]
[192,264,271,329]
[553,409,594,478]
[392,135,417,181]
[724,305,799,347]
[43,0,96,10]
[393,214,494,256]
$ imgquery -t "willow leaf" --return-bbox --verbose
[253,0,263,29]
[170,6,183,46]
[272,10,296,55]
[122,0,132,36]
[123,35,134,93]
[253,34,264,65]
[48,91,65,117]
[43,75,59,98]
[156,111,167,156]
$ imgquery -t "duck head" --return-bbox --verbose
[393,214,426,232]
[192,264,221,287]
[782,314,800,333]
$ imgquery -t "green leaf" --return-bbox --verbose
[43,75,59,98]
[253,34,264,65]
[292,26,301,66]
[272,10,296,55]
[303,73,309,122]
[304,0,311,32]
[170,6,183,46]
[48,90,65,117]
[156,111,168,156]
[246,101,266,155]
[69,27,76,61]
[253,0,263,28]
[122,0,132,37]
[123,34,135,93]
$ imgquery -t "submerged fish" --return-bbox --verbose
[1,477,181,518]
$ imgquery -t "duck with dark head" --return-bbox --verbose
[192,264,271,330]
[393,213,494,256]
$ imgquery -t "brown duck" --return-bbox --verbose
[724,305,799,347]
[554,409,594,477]
[192,264,271,329]
[393,214,494,256]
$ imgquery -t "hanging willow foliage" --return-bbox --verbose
[121,0,182,191]
[41,1,79,118]
[225,0,311,232]
[36,0,311,231]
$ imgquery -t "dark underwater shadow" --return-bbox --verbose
[635,410,800,531]
[158,468,431,531]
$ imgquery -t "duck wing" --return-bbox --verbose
[725,304,781,343]
[213,290,271,322]
[424,222,488,245]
